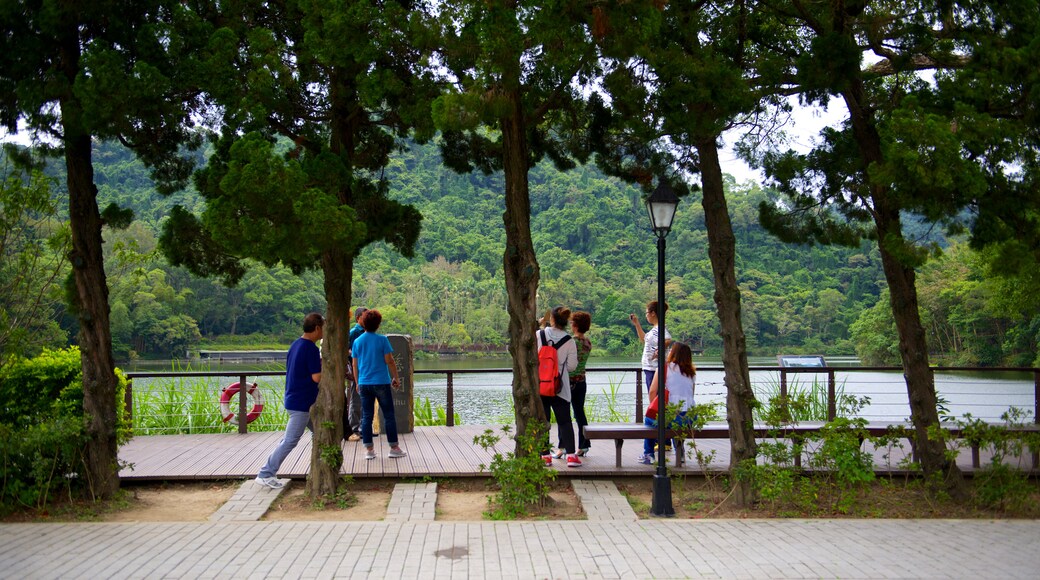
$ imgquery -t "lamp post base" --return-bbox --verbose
[651,473,674,517]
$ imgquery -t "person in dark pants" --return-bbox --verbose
[255,312,323,489]
[568,311,593,457]
[537,306,581,468]
[343,306,367,442]
[351,309,407,460]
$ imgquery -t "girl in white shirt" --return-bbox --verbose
[639,342,696,465]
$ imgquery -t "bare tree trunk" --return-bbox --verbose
[306,248,351,497]
[59,29,119,500]
[501,89,544,449]
[842,81,965,496]
[697,140,757,507]
[875,206,965,495]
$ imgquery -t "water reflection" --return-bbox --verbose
[125,357,1036,425]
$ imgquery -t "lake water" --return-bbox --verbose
[125,355,1036,426]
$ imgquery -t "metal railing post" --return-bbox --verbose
[635,370,644,423]
[238,374,248,434]
[125,378,134,432]
[1034,369,1039,469]
[446,371,455,427]
[827,370,836,421]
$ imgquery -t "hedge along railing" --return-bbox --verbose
[124,365,1040,435]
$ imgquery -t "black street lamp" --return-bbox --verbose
[646,181,678,517]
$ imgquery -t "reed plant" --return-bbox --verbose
[753,373,857,423]
[131,373,287,435]
[586,373,630,423]
[414,396,462,426]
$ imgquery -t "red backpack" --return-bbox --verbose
[537,329,571,397]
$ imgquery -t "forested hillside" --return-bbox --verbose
[79,139,885,358]
[7,139,1037,364]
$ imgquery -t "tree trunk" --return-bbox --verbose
[58,28,119,500]
[842,81,966,496]
[696,140,757,508]
[501,89,544,449]
[306,247,352,497]
[875,205,965,494]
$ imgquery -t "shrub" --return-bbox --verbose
[0,347,130,513]
[473,423,555,519]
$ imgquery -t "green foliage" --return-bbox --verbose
[311,476,358,510]
[131,374,288,435]
[0,158,69,366]
[753,374,864,423]
[0,416,88,513]
[0,347,83,425]
[958,409,1040,511]
[740,404,879,515]
[319,443,343,471]
[413,396,461,427]
[473,423,556,520]
[806,418,876,513]
[0,347,132,513]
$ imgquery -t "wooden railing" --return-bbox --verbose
[123,365,1040,434]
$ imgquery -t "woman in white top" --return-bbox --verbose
[639,342,696,465]
[537,306,581,467]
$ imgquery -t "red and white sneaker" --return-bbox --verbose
[566,454,582,468]
[542,454,553,466]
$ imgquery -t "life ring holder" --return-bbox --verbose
[219,382,264,424]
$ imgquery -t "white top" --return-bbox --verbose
[538,327,577,402]
[664,362,695,412]
[640,325,672,371]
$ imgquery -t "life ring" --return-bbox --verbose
[220,382,264,424]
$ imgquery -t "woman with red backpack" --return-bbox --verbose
[536,306,581,468]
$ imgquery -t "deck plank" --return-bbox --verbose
[118,423,1023,481]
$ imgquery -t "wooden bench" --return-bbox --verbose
[583,421,1040,470]
[584,422,827,469]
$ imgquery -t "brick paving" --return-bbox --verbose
[572,479,638,521]
[6,477,1040,578]
[3,519,1038,579]
[385,482,438,522]
[208,478,289,522]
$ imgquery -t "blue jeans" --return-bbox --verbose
[258,409,311,478]
[360,383,398,447]
[643,370,656,396]
[643,411,691,457]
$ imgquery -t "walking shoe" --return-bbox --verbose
[636,454,653,465]
[542,454,553,466]
[388,447,407,458]
[365,448,376,460]
[576,448,589,457]
[550,449,564,459]
[566,454,582,468]
[254,476,284,489]
[347,432,361,442]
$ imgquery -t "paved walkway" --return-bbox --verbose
[573,479,638,521]
[386,482,438,522]
[209,478,290,522]
[4,479,1039,578]
[3,519,1038,578]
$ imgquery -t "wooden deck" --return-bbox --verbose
[116,424,1025,481]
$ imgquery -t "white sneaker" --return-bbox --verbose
[254,476,284,489]
[388,447,407,458]
[365,448,377,460]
